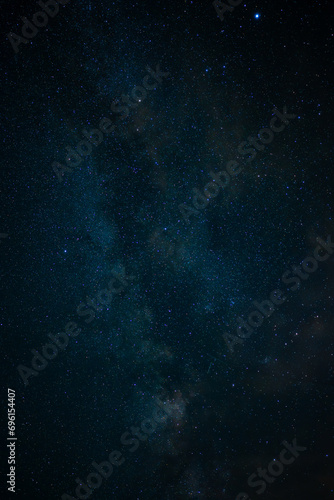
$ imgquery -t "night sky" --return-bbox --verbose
[1,0,334,499]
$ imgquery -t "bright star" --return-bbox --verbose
[254,13,260,19]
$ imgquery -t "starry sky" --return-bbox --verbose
[1,0,334,499]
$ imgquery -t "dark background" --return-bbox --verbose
[0,0,333,499]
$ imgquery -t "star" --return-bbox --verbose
[254,13,261,19]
